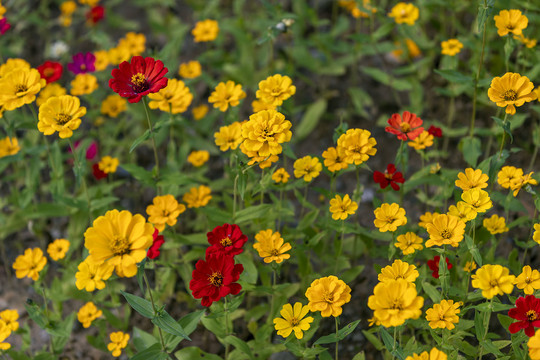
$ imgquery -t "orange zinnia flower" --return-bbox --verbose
[385,111,424,141]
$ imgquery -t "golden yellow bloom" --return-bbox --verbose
[426,214,465,248]
[0,320,11,350]
[425,300,460,330]
[461,188,492,214]
[488,72,536,115]
[329,194,358,220]
[483,214,509,235]
[405,348,447,360]
[79,0,100,6]
[408,131,434,150]
[391,39,422,60]
[0,68,45,111]
[510,171,538,196]
[38,95,86,138]
[534,224,540,245]
[514,34,537,48]
[183,185,212,208]
[306,276,351,317]
[192,19,219,42]
[256,74,296,107]
[455,168,489,191]
[322,146,349,172]
[339,0,376,18]
[60,15,72,27]
[441,39,463,56]
[94,50,109,71]
[60,1,76,15]
[239,143,279,169]
[70,74,98,96]
[515,265,540,295]
[75,258,114,291]
[192,104,209,120]
[253,229,291,264]
[36,83,67,107]
[77,302,102,328]
[378,260,419,283]
[12,248,47,281]
[98,156,119,174]
[498,166,523,189]
[373,203,407,232]
[108,331,130,357]
[187,150,210,167]
[148,78,193,114]
[472,264,515,299]
[47,238,70,261]
[0,310,19,332]
[208,80,246,111]
[494,9,528,37]
[0,4,6,19]
[273,303,313,339]
[252,99,276,112]
[107,46,131,65]
[178,60,202,79]
[395,232,423,255]
[529,329,540,360]
[464,261,477,273]
[101,94,127,118]
[241,110,292,157]
[0,137,19,158]
[146,194,186,232]
[368,279,424,327]
[118,32,146,56]
[272,168,290,184]
[336,129,377,165]
[84,209,154,278]
[419,212,440,229]
[214,121,243,152]
[0,58,31,78]
[388,2,419,25]
[293,155,322,182]
[448,202,477,223]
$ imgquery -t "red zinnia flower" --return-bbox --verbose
[109,56,168,103]
[385,111,424,141]
[508,295,540,337]
[147,228,165,260]
[206,223,248,257]
[0,18,10,35]
[428,125,443,138]
[373,163,405,191]
[92,163,107,180]
[189,252,243,307]
[427,256,453,279]
[37,61,63,84]
[86,6,105,25]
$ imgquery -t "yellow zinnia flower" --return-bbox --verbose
[75,258,114,291]
[183,185,212,208]
[118,32,146,56]
[148,78,193,114]
[98,156,119,174]
[448,202,477,222]
[510,171,538,196]
[405,348,447,360]
[483,214,509,235]
[38,95,86,138]
[425,214,465,248]
[322,146,349,173]
[388,2,419,25]
[252,99,276,112]
[293,155,322,182]
[408,131,434,150]
[0,137,20,158]
[146,194,186,232]
[529,330,540,360]
[0,67,46,111]
[208,80,246,112]
[0,310,19,332]
[47,238,70,261]
[255,74,296,107]
[253,229,291,264]
[441,39,463,56]
[214,121,243,152]
[463,261,477,273]
[455,168,489,191]
[70,74,98,96]
[107,45,131,65]
[487,72,536,115]
[192,19,219,42]
[367,279,424,327]
[241,110,292,157]
[378,260,419,283]
[494,9,528,37]
[329,194,358,220]
[0,58,31,78]
[514,34,537,48]
[83,209,154,278]
[192,104,209,120]
[273,302,313,339]
[0,320,11,350]
[471,264,515,299]
[272,168,290,184]
[101,94,127,118]
[36,83,67,107]
[418,212,440,229]
[425,300,460,330]
[336,128,377,165]
[108,331,130,357]
[461,188,492,214]
[77,302,102,328]
[498,166,523,189]
[534,224,540,245]
[93,50,109,71]
[178,60,202,79]
[515,265,540,295]
[305,276,351,317]
[395,232,423,255]
[373,203,407,232]
[187,150,210,167]
[12,248,47,281]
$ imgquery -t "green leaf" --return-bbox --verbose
[235,204,273,224]
[122,164,155,186]
[460,137,481,167]
[164,310,205,351]
[380,327,405,360]
[24,300,48,329]
[464,234,482,267]
[492,116,513,143]
[174,347,222,360]
[361,67,412,91]
[130,343,168,360]
[362,330,384,351]
[295,99,327,141]
[313,320,360,345]
[152,310,191,340]
[474,310,485,341]
[120,291,154,319]
[477,0,494,32]
[421,282,441,303]
[130,129,152,153]
[223,335,255,359]
[434,69,473,84]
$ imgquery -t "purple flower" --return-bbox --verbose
[0,18,11,35]
[67,52,96,74]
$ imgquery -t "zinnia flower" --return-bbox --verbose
[510,171,538,196]
[329,194,358,220]
[187,150,210,167]
[441,39,463,56]
[107,331,129,357]
[273,303,313,339]
[509,295,540,337]
[394,232,423,255]
[77,302,102,328]
[0,137,19,158]
[425,214,465,248]
[472,264,515,299]
[86,5,105,25]
[322,146,348,173]
[192,104,209,120]
[183,185,212,208]
[192,19,219,42]
[426,300,460,330]
[47,238,70,261]
[109,56,168,103]
[0,18,10,35]
[373,203,407,232]
[118,32,146,57]
[98,155,119,174]
[378,260,419,283]
[373,163,405,191]
[487,72,536,115]
[37,95,86,139]
[461,188,492,214]
[0,67,46,111]
[385,111,424,141]
[305,276,351,317]
[189,252,243,307]
[12,248,47,281]
[206,223,248,257]
[498,166,523,189]
[146,194,186,232]
[427,256,453,279]
[405,348,447,360]
[294,156,322,182]
[178,61,202,79]
[448,202,477,223]
[92,163,107,180]
[336,128,377,165]
[483,214,509,235]
[530,330,540,360]
[256,74,296,107]
[419,212,440,229]
[0,320,11,350]
[208,80,246,111]
[253,229,292,264]
[388,2,419,25]
[67,52,96,74]
[70,73,99,96]
[37,61,63,84]
[428,125,443,137]
[75,258,114,291]
[494,9,528,37]
[408,131,434,150]
[0,310,19,332]
[214,121,243,152]
[272,168,290,184]
[147,78,193,114]
[515,266,540,295]
[147,229,165,260]
[36,83,67,107]
[101,94,127,118]
[455,168,489,191]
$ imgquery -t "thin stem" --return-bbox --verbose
[300,184,308,219]
[233,174,238,223]
[391,326,398,360]
[520,207,538,265]
[529,144,538,172]
[335,316,339,360]
[224,296,231,360]
[334,221,345,274]
[477,298,493,360]
[143,273,167,352]
[142,97,161,194]
[277,186,284,231]
[498,114,509,158]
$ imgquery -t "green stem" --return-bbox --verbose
[335,316,339,360]
[277,186,284,231]
[469,0,488,138]
[142,97,161,194]
[529,144,538,172]
[520,207,538,265]
[334,221,345,274]
[477,298,493,360]
[224,296,231,360]
[233,174,238,223]
[498,114,509,158]
[391,326,397,360]
[143,273,167,352]
[67,138,91,218]
[300,184,308,219]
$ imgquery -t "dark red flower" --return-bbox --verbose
[92,163,107,180]
[147,228,165,260]
[427,256,452,279]
[373,163,405,191]
[0,18,10,35]
[189,252,243,307]
[67,52,96,74]
[109,56,168,103]
[385,111,424,141]
[37,61,63,84]
[206,223,248,257]
[428,125,442,138]
[508,295,540,337]
[86,6,105,25]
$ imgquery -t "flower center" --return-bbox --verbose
[323,291,334,303]
[208,271,223,287]
[56,113,72,125]
[527,310,538,321]
[44,68,55,77]
[489,279,499,287]
[384,172,393,180]
[110,235,130,255]
[290,316,299,326]
[220,237,232,247]
[271,87,282,96]
[391,299,403,310]
[81,64,87,71]
[270,249,280,257]
[130,73,149,93]
[400,122,412,133]
[441,229,453,239]
[503,89,517,101]
[15,84,28,93]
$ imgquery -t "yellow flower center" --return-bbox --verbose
[220,237,232,247]
[290,316,299,326]
[131,73,149,93]
[503,89,517,101]
[440,229,453,239]
[391,299,403,310]
[271,87,282,96]
[208,271,223,287]
[81,64,87,71]
[56,113,72,125]
[110,236,130,255]
[400,122,412,133]
[270,249,280,257]
[527,310,537,321]
[323,291,334,303]
[15,84,28,93]
[489,279,499,287]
